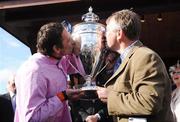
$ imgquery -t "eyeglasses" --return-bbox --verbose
[172,71,180,75]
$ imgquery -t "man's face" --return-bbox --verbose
[172,67,180,86]
[105,19,120,51]
[7,74,16,93]
[53,29,73,59]
[61,29,73,55]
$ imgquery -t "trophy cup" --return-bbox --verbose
[71,7,106,93]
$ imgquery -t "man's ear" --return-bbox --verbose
[116,29,123,40]
[53,45,61,54]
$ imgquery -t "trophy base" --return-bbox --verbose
[75,84,98,100]
[81,85,96,91]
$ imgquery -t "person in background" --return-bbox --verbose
[170,60,180,122]
[0,73,16,122]
[97,9,175,122]
[14,22,83,122]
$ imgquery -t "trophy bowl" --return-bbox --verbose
[72,22,105,75]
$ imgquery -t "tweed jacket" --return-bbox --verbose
[105,41,175,122]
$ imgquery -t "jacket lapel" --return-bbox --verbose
[4,93,11,101]
[105,41,143,86]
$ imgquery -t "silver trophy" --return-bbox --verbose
[71,7,106,91]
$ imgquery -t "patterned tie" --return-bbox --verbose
[113,57,121,73]
[11,94,16,112]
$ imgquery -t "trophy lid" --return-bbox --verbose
[82,6,99,22]
[72,6,105,35]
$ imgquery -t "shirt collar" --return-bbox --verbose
[9,91,15,98]
[36,53,59,65]
[120,40,138,61]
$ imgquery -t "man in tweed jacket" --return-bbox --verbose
[97,9,175,122]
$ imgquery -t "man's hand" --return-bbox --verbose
[85,114,99,122]
[96,86,108,103]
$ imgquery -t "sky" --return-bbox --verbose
[0,27,32,94]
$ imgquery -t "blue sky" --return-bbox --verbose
[0,27,32,94]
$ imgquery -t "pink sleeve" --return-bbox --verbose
[25,71,64,121]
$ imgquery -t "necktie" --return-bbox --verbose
[113,57,121,73]
[11,94,16,112]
